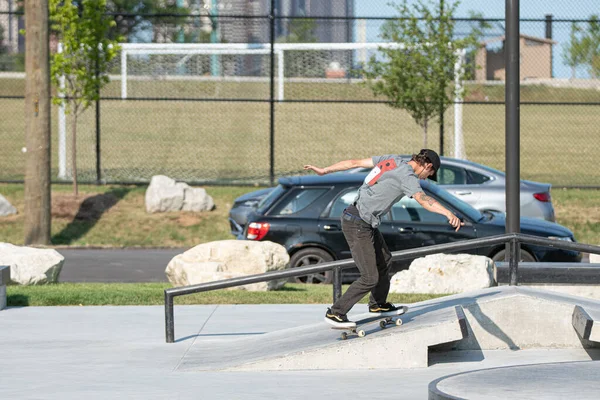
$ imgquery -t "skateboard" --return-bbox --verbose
[331,306,408,340]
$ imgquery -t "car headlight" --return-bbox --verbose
[548,236,573,242]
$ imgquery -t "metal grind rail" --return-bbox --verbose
[164,233,600,343]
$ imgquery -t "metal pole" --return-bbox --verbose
[165,291,174,343]
[505,0,520,285]
[545,14,553,78]
[210,0,220,76]
[509,237,520,285]
[439,0,444,156]
[333,267,342,303]
[269,1,276,186]
[95,58,101,184]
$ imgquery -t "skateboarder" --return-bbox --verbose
[304,149,463,328]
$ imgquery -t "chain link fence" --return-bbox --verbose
[1,2,599,187]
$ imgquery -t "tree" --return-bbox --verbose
[276,18,324,78]
[50,0,121,195]
[24,0,52,245]
[582,15,600,79]
[106,0,185,41]
[362,0,478,148]
[563,22,587,80]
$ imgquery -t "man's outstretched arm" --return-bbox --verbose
[413,191,464,231]
[303,158,374,176]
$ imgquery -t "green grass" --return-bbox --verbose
[1,183,599,247]
[1,79,599,186]
[0,183,250,247]
[6,282,445,306]
[552,188,600,245]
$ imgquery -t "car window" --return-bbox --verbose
[271,188,328,215]
[467,170,491,184]
[329,189,358,218]
[256,184,287,214]
[437,166,467,185]
[391,197,448,224]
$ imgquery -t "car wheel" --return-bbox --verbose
[491,249,537,263]
[289,248,334,284]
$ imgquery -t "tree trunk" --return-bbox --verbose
[71,109,79,196]
[24,0,51,245]
[423,118,428,148]
[571,66,576,80]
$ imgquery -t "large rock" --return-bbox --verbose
[145,175,214,213]
[389,253,496,294]
[166,240,289,291]
[0,194,17,217]
[0,243,63,285]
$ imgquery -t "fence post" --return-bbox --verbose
[545,14,553,78]
[95,57,101,184]
[268,1,276,186]
[333,267,342,303]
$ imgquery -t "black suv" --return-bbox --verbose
[238,173,580,283]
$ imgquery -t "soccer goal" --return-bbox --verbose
[57,42,466,178]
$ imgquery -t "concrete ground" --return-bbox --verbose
[1,304,599,399]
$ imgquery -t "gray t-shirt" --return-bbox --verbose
[354,155,422,228]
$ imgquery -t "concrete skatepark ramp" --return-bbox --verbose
[178,286,600,371]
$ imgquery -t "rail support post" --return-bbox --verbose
[333,267,342,303]
[165,291,174,343]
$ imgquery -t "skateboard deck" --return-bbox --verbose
[331,306,409,340]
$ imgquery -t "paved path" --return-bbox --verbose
[1,304,598,399]
[57,248,186,282]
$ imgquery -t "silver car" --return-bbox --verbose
[228,157,555,236]
[434,157,555,222]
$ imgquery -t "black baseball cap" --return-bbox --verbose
[421,149,441,181]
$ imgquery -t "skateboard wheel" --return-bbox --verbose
[358,330,366,338]
[341,332,348,340]
[395,319,403,326]
[379,320,387,329]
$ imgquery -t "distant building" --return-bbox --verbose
[475,34,557,81]
[0,0,23,53]
[214,0,354,44]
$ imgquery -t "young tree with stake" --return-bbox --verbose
[362,0,479,149]
[50,0,121,195]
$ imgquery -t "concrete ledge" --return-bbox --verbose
[0,265,9,310]
[572,306,600,342]
[0,265,9,286]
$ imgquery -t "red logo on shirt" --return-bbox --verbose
[365,159,397,186]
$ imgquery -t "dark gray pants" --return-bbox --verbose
[330,213,392,316]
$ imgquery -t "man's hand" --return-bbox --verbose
[446,213,464,232]
[303,165,327,175]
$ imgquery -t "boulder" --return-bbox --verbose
[0,243,63,285]
[145,175,214,213]
[0,194,17,217]
[166,240,289,291]
[389,253,496,294]
[182,186,214,212]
